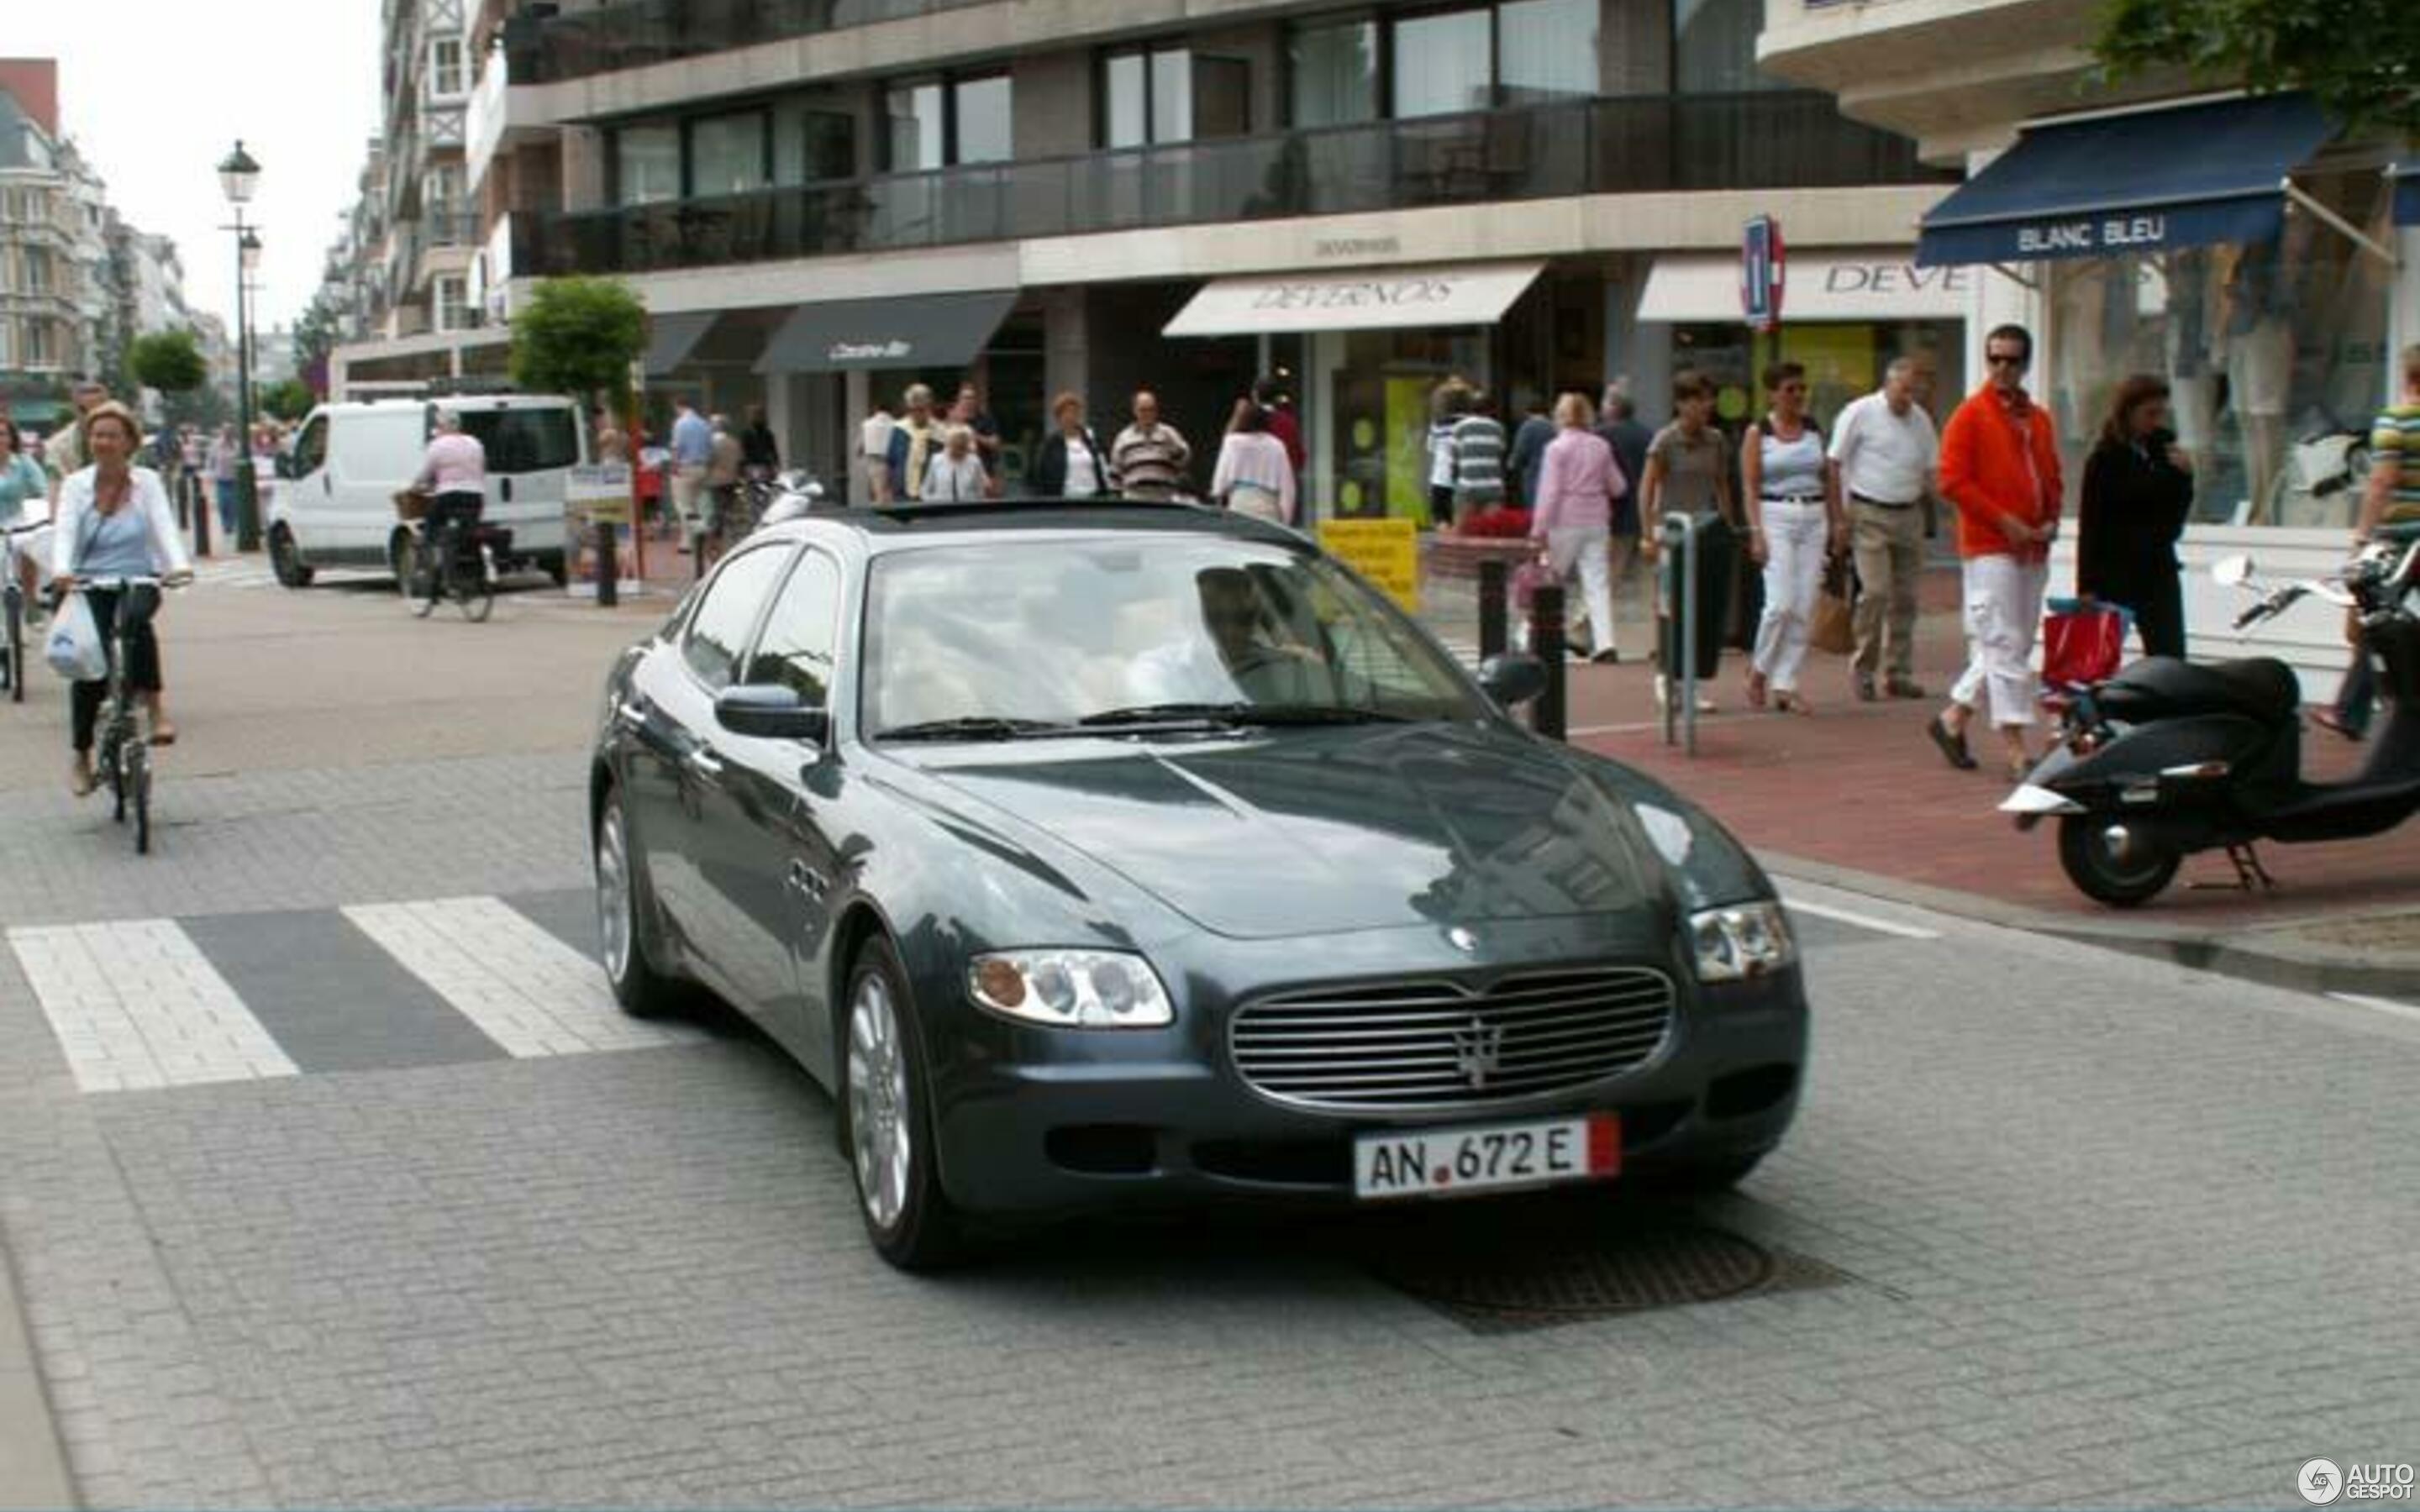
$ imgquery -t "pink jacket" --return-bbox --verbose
[1529,428,1627,535]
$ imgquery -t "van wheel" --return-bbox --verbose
[269,526,313,588]
[2057,816,2181,907]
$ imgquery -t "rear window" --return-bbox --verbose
[455,407,580,473]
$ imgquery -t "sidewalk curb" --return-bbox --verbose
[1760,848,2420,1000]
[0,1232,76,1511]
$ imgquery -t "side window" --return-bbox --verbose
[295,417,329,475]
[681,545,793,692]
[744,550,842,706]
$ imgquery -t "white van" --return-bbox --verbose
[269,394,587,587]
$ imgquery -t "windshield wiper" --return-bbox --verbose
[1078,702,1416,728]
[873,716,1076,743]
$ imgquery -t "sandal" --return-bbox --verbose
[149,721,178,747]
[1926,715,1979,771]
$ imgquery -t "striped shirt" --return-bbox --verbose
[2375,401,2420,523]
[1449,414,1507,506]
[1111,423,1192,500]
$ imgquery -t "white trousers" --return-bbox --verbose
[1749,500,1828,692]
[1530,525,1614,654]
[1951,554,2049,728]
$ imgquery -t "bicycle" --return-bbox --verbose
[405,503,497,623]
[73,574,181,856]
[2,517,45,705]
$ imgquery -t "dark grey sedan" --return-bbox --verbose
[590,501,1807,1268]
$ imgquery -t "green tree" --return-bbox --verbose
[2092,0,2420,137]
[128,328,209,397]
[509,276,646,413]
[257,379,316,423]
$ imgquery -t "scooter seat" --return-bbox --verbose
[2097,656,2302,725]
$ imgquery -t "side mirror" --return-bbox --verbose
[2212,554,2255,587]
[715,684,829,743]
[1477,652,1547,707]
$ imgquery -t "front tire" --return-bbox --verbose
[2057,814,2181,907]
[4,589,21,704]
[269,525,314,588]
[594,790,683,1018]
[131,747,150,855]
[843,937,963,1271]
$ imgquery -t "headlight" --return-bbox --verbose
[967,950,1174,1028]
[1689,902,1797,983]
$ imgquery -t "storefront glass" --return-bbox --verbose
[2044,168,2396,528]
[1665,320,1962,434]
[1318,326,1491,522]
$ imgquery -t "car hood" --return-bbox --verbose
[896,722,1669,940]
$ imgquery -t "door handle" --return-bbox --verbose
[683,747,725,780]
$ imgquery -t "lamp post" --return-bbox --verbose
[218,140,263,551]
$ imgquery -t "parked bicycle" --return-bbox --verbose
[1,517,45,705]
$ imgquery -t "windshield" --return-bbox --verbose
[861,538,1488,737]
[453,407,581,472]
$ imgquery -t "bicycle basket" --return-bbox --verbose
[392,489,429,521]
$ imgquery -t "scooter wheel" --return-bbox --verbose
[2057,815,2181,908]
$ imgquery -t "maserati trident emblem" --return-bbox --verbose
[1447,927,1479,953]
[1453,1016,1506,1089]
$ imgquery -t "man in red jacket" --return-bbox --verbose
[1928,324,2064,779]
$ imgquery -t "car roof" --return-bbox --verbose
[759,499,1310,555]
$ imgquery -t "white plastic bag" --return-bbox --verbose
[44,593,106,682]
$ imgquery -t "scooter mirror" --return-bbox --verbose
[2212,554,2256,588]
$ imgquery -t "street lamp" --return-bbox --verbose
[218,140,264,551]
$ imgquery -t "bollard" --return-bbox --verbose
[193,481,213,560]
[1658,512,1702,756]
[1532,582,1567,742]
[596,521,619,607]
[1477,557,1508,660]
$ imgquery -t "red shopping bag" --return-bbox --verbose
[2040,599,2132,690]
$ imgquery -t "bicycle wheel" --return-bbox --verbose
[3,588,20,704]
[412,536,440,619]
[104,727,125,824]
[456,542,494,622]
[129,745,150,856]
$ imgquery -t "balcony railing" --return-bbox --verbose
[517,93,1951,278]
[510,0,996,86]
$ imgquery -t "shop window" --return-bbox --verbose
[1498,0,1599,104]
[1392,8,1493,118]
[2045,173,2395,529]
[1104,47,1251,147]
[1291,19,1377,129]
[614,122,681,205]
[1674,0,1788,94]
[690,110,771,197]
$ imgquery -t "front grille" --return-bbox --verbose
[1228,966,1676,1113]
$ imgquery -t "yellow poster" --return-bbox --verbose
[1319,517,1421,613]
[1385,377,1434,525]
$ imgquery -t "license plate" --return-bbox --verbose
[1353,1113,1620,1200]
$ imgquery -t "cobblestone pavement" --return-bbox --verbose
[2,562,2416,1509]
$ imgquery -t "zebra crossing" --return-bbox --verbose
[8,890,699,1095]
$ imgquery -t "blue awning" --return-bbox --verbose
[2396,165,2417,228]
[1917,94,2333,266]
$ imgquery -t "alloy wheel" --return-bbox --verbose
[848,973,913,1233]
[595,800,633,985]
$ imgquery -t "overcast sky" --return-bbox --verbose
[10,3,385,334]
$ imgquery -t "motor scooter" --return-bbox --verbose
[2002,538,2420,906]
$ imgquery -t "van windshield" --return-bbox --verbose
[455,407,580,473]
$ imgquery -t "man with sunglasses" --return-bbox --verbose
[1928,325,2064,780]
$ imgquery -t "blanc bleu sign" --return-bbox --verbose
[2014,214,2170,255]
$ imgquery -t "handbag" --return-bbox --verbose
[1810,557,1854,655]
[2040,597,2133,690]
[45,591,106,682]
[1510,556,1552,616]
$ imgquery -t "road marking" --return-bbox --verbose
[2326,992,2420,1025]
[8,921,300,1093]
[1777,894,1943,941]
[342,896,699,1058]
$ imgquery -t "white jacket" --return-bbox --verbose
[52,465,191,581]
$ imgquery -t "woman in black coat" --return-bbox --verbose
[1030,391,1111,498]
[2078,374,2196,659]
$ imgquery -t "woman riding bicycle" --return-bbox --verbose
[49,402,192,795]
[0,415,51,618]
[413,408,487,601]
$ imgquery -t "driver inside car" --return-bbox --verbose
[1127,567,1330,707]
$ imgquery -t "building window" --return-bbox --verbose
[775,102,856,185]
[1106,47,1252,146]
[425,165,462,227]
[430,36,466,97]
[434,274,473,332]
[1499,0,1599,103]
[885,74,1013,170]
[614,122,681,205]
[689,110,771,197]
[23,248,50,296]
[1674,0,1786,93]
[26,320,55,367]
[1392,8,1494,118]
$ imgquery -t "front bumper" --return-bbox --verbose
[923,948,1808,1218]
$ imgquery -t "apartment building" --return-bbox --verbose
[0,62,93,428]
[333,0,1965,509]
[1760,0,2419,677]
